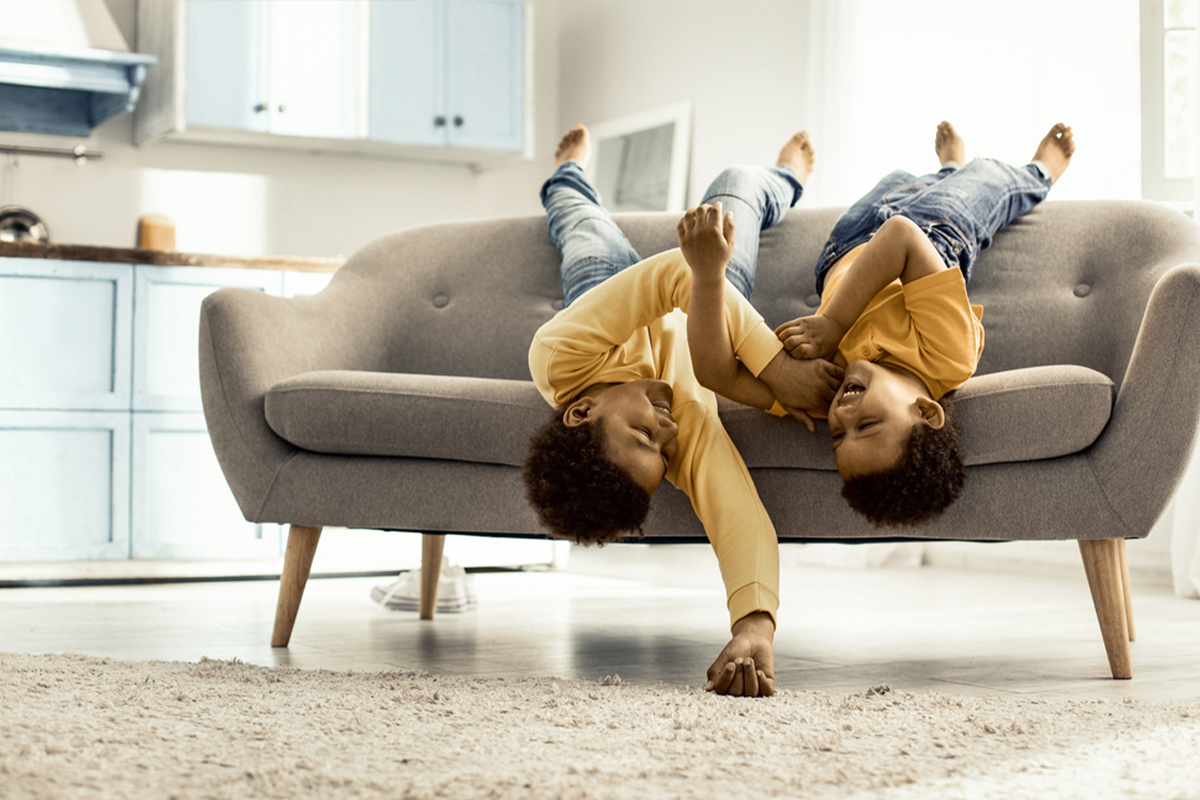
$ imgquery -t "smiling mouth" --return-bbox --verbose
[841,382,865,397]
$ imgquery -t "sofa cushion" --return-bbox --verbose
[952,365,1116,464]
[265,364,1114,470]
[265,371,552,467]
[719,364,1115,469]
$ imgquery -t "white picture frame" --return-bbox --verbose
[587,101,692,213]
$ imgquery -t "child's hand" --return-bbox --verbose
[775,313,846,361]
[677,202,735,280]
[706,611,775,697]
[759,351,844,431]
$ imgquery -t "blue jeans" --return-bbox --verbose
[813,158,1052,295]
[541,162,804,307]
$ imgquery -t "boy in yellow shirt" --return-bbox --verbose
[771,121,1076,526]
[524,124,842,697]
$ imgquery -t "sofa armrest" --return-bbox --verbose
[1087,263,1200,536]
[199,284,382,520]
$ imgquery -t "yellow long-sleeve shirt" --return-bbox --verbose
[820,245,985,400]
[528,249,783,628]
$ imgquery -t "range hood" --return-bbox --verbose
[0,1,155,137]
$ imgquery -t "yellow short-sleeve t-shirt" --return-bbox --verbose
[819,244,985,399]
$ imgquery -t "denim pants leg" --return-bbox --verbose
[541,161,643,307]
[699,165,804,300]
[814,167,958,295]
[883,158,1051,283]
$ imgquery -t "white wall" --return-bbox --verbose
[556,1,814,207]
[553,0,1142,208]
[799,0,1142,207]
[0,0,564,257]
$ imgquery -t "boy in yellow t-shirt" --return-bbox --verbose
[771,121,1076,526]
[525,124,842,697]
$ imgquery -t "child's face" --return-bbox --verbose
[564,379,680,495]
[828,361,944,479]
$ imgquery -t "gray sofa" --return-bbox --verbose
[199,200,1200,680]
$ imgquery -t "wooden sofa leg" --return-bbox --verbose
[419,534,446,620]
[1117,538,1136,641]
[1078,539,1133,679]
[271,525,323,647]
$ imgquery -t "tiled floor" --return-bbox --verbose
[2,544,1198,702]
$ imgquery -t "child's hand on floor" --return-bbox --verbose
[707,611,776,697]
[677,202,735,280]
[775,313,846,361]
[759,351,844,431]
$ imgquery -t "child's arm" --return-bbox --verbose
[530,248,712,406]
[776,215,948,359]
[677,204,774,406]
[678,203,842,429]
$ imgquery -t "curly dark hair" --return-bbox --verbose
[840,397,965,527]
[522,409,651,545]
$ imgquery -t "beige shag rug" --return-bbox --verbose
[2,653,1199,800]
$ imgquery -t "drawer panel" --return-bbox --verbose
[0,410,131,560]
[131,411,282,559]
[133,265,282,411]
[0,259,133,411]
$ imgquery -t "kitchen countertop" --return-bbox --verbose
[0,240,343,273]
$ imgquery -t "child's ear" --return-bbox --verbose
[914,397,946,430]
[562,397,596,428]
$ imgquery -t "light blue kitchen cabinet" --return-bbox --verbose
[185,0,362,139]
[127,267,328,561]
[129,265,285,560]
[265,1,363,139]
[130,412,281,560]
[0,259,132,412]
[370,0,524,151]
[0,256,554,571]
[368,0,443,147]
[132,265,281,412]
[184,0,266,132]
[1,259,134,561]
[0,410,131,562]
[444,0,525,150]
[137,0,525,164]
[0,256,316,563]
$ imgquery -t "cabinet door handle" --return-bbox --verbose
[453,115,463,127]
[277,105,287,113]
[434,116,447,127]
[253,103,268,113]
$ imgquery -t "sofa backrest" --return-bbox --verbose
[330,200,1200,388]
[743,200,1200,388]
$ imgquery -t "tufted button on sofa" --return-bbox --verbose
[199,200,1200,680]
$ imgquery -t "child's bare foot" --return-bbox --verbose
[777,131,815,184]
[935,120,966,167]
[554,124,591,168]
[1032,123,1075,183]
